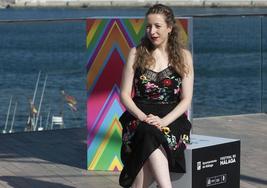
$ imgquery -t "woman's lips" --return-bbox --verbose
[151,36,159,41]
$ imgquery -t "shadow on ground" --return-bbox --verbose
[0,127,87,169]
[241,174,267,186]
[0,176,75,188]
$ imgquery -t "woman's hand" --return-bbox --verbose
[144,114,166,130]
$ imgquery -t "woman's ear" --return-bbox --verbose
[167,26,173,34]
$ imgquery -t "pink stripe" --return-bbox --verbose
[87,50,124,128]
[87,91,122,147]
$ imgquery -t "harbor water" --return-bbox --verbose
[0,7,266,132]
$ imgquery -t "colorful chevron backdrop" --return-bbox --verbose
[86,18,191,171]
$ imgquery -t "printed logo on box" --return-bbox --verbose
[197,161,202,171]
[220,154,236,166]
[206,174,227,187]
[197,159,217,170]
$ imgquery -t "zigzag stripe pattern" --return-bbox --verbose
[86,18,191,171]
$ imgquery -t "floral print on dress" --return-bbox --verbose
[162,79,172,87]
[122,67,186,153]
[134,67,182,104]
[161,127,189,151]
[122,119,140,153]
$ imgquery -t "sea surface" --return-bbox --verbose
[0,7,266,132]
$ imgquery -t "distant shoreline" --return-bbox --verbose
[1,0,267,8]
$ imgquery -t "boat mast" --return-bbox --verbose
[33,71,41,104]
[45,107,51,130]
[34,74,47,131]
[25,71,41,131]
[9,101,17,133]
[3,96,13,133]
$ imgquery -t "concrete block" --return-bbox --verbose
[150,134,240,188]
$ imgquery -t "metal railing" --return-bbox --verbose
[0,14,266,133]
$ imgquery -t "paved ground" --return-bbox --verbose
[192,113,267,188]
[0,113,266,188]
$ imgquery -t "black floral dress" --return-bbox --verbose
[119,66,191,187]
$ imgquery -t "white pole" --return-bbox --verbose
[51,118,54,130]
[38,115,42,131]
[45,107,51,130]
[3,96,12,133]
[26,71,41,131]
[9,101,17,133]
[34,74,47,131]
[32,71,41,104]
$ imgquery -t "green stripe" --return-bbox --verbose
[87,19,109,53]
[95,128,122,170]
[123,19,146,46]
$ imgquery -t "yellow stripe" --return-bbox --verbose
[86,20,101,48]
[88,119,121,170]
[176,20,188,46]
[129,19,144,34]
[108,156,123,171]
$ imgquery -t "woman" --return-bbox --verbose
[119,4,194,188]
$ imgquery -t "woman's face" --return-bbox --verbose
[146,13,172,48]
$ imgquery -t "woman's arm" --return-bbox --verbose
[162,49,194,126]
[120,48,147,121]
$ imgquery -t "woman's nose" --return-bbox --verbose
[150,26,156,35]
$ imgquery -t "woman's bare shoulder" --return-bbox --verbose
[181,48,192,58]
[128,47,137,57]
[181,48,193,65]
[126,47,137,67]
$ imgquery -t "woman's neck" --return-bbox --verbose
[154,41,168,53]
[153,48,168,58]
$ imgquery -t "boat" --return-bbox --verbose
[25,72,50,132]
